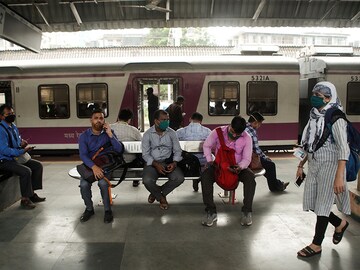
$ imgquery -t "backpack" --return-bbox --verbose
[177,151,201,177]
[315,107,360,182]
[213,128,239,190]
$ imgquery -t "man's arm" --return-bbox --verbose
[78,134,95,168]
[203,129,217,163]
[238,133,253,169]
[142,132,154,166]
[0,129,25,157]
[171,131,183,163]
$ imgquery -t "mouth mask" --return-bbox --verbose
[310,96,327,109]
[158,120,169,131]
[228,131,241,140]
[4,114,16,123]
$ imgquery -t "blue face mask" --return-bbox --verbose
[310,96,327,109]
[158,120,169,131]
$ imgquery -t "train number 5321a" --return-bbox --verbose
[251,75,270,81]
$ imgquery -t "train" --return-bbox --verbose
[0,53,359,154]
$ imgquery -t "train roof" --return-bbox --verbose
[314,56,360,70]
[0,55,299,74]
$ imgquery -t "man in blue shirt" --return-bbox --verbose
[78,109,123,223]
[245,112,289,192]
[176,112,211,191]
[142,109,184,210]
[0,105,45,210]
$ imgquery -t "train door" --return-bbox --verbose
[136,78,180,131]
[0,81,12,106]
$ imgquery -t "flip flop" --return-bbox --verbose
[333,221,349,245]
[297,246,322,258]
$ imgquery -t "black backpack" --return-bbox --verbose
[177,151,201,177]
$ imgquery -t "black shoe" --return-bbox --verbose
[104,210,113,223]
[193,179,199,192]
[80,209,94,223]
[280,182,290,191]
[30,193,46,203]
[20,199,36,210]
[132,180,140,187]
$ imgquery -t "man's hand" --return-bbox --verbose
[103,123,113,138]
[152,161,168,175]
[228,165,240,174]
[205,161,214,169]
[24,145,35,152]
[20,139,28,148]
[92,165,104,180]
[165,162,177,173]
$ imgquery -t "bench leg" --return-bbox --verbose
[229,190,236,205]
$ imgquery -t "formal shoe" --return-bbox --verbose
[20,199,36,210]
[132,180,140,187]
[148,194,156,204]
[333,221,349,245]
[159,196,169,210]
[240,212,252,226]
[280,182,290,191]
[80,209,95,223]
[192,179,199,192]
[297,246,322,258]
[104,210,113,223]
[30,193,46,203]
[201,212,217,227]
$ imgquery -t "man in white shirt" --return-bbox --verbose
[111,109,142,187]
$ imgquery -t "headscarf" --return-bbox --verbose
[301,81,343,153]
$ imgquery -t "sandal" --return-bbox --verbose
[297,246,322,258]
[333,221,349,245]
[159,196,169,210]
[148,194,156,204]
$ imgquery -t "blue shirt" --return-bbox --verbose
[78,128,123,168]
[0,121,25,161]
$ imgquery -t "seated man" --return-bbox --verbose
[0,105,45,209]
[142,109,184,210]
[245,112,289,192]
[78,109,123,223]
[201,116,255,227]
[176,112,211,191]
[111,108,142,187]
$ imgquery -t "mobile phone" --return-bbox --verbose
[230,165,237,169]
[295,172,306,187]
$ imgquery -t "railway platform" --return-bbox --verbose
[0,154,360,270]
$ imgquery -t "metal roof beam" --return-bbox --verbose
[319,0,339,22]
[34,4,50,26]
[69,2,83,25]
[252,0,267,21]
[351,10,360,21]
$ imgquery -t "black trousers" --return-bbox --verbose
[313,212,342,245]
[0,159,43,197]
[201,166,256,214]
[260,157,283,191]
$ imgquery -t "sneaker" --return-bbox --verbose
[201,212,218,227]
[80,209,95,223]
[104,210,113,223]
[241,212,252,226]
[20,199,36,210]
[30,193,46,203]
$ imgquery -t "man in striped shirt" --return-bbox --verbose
[245,112,289,192]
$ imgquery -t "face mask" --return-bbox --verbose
[310,96,327,109]
[158,120,169,131]
[4,114,16,123]
[228,131,241,141]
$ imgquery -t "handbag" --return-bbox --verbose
[14,152,31,164]
[249,152,262,170]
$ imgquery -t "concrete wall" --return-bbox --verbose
[0,175,20,211]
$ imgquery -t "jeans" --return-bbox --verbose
[201,166,256,214]
[142,164,184,201]
[260,157,284,191]
[0,159,43,197]
[80,178,111,211]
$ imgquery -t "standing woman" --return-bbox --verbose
[297,81,350,258]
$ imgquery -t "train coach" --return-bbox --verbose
[0,54,358,154]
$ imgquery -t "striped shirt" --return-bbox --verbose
[245,122,266,158]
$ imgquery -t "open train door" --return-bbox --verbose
[0,81,12,107]
[136,77,180,132]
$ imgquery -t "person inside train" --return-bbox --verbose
[146,87,159,127]
[111,108,143,187]
[210,101,225,115]
[141,109,184,210]
[224,101,237,115]
[176,112,211,191]
[200,116,255,227]
[245,112,290,192]
[296,81,350,258]
[166,95,185,130]
[0,104,46,210]
[78,108,123,223]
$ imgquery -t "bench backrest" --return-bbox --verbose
[122,141,204,154]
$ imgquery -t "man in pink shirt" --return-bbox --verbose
[201,116,255,227]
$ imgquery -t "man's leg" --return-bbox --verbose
[0,161,33,197]
[98,179,111,211]
[238,168,256,213]
[24,159,43,191]
[200,166,217,214]
[142,165,162,201]
[260,157,283,191]
[161,167,184,197]
[80,179,94,211]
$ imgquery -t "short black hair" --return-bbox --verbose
[231,116,246,134]
[154,109,168,120]
[91,108,104,116]
[118,108,133,121]
[146,87,154,95]
[0,104,12,115]
[191,112,203,122]
[248,112,265,123]
[176,95,185,102]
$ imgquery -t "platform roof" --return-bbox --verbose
[2,0,360,32]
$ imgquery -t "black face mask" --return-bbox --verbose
[4,114,16,123]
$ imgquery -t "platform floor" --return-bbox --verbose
[0,155,360,270]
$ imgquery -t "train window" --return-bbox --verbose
[247,81,278,115]
[76,83,108,118]
[38,84,70,119]
[208,81,240,116]
[0,93,5,105]
[347,82,360,115]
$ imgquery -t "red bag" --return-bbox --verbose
[214,128,239,190]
